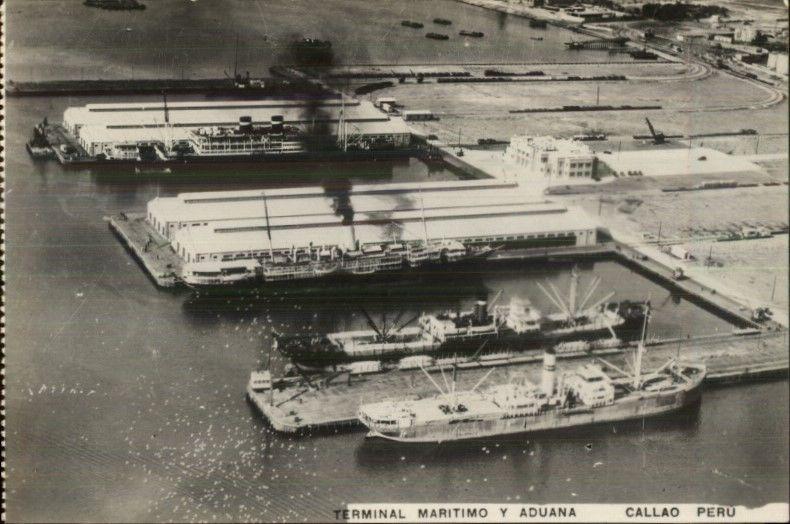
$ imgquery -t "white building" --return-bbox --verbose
[768,53,789,76]
[62,98,412,156]
[734,25,759,43]
[505,136,595,180]
[145,180,598,264]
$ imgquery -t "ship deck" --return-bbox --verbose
[248,330,788,433]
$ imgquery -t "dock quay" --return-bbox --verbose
[247,331,788,434]
[5,78,327,98]
[108,213,181,288]
[109,209,774,330]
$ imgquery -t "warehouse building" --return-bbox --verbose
[62,98,412,156]
[145,180,597,264]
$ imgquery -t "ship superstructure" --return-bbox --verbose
[182,238,485,287]
[274,269,648,366]
[358,308,706,443]
[178,116,306,159]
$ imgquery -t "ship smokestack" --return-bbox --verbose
[238,115,253,133]
[541,347,556,397]
[271,115,284,133]
[474,300,488,324]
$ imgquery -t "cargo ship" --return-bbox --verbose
[274,268,648,366]
[358,311,706,443]
[182,238,494,288]
[433,18,453,25]
[459,30,484,38]
[426,33,450,40]
[401,20,424,28]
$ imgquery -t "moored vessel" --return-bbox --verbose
[358,309,705,443]
[182,238,493,288]
[274,268,647,366]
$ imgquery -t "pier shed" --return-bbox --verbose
[61,98,412,156]
[145,180,597,264]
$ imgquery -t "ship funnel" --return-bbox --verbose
[541,347,556,397]
[271,115,284,133]
[474,300,488,324]
[238,115,253,133]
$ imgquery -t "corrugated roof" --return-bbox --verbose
[66,98,390,130]
[148,181,557,225]
[77,116,411,145]
[171,204,593,256]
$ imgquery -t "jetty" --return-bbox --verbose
[248,330,788,433]
[108,213,181,288]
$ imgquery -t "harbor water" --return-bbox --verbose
[6,95,789,523]
[4,0,789,521]
[9,0,639,82]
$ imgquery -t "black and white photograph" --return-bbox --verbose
[2,0,789,522]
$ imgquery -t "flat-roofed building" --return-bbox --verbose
[505,136,595,180]
[768,52,789,76]
[145,180,597,264]
[62,98,412,156]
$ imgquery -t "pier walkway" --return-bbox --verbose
[247,331,788,433]
[108,213,181,288]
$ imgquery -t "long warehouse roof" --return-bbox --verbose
[173,204,593,255]
[148,181,555,225]
[65,98,390,129]
[77,117,411,145]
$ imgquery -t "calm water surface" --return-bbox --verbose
[6,94,789,524]
[4,1,789,521]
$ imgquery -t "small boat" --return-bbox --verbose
[401,20,424,28]
[530,36,544,41]
[426,32,449,40]
[433,18,452,25]
[459,30,484,38]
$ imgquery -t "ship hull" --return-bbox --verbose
[187,248,495,295]
[278,307,645,366]
[366,374,704,444]
[58,147,422,170]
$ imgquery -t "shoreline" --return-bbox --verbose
[455,0,585,26]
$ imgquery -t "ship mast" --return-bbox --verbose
[633,303,650,389]
[568,265,579,317]
[419,190,429,245]
[263,192,274,259]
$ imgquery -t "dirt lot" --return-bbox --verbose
[566,185,789,313]
[572,184,789,240]
[684,236,789,311]
[379,66,787,149]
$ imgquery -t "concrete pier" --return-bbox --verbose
[248,331,788,433]
[108,213,181,288]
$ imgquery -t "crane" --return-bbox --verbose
[632,117,683,144]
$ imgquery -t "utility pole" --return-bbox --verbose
[770,274,777,302]
[598,196,603,216]
[657,221,662,243]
